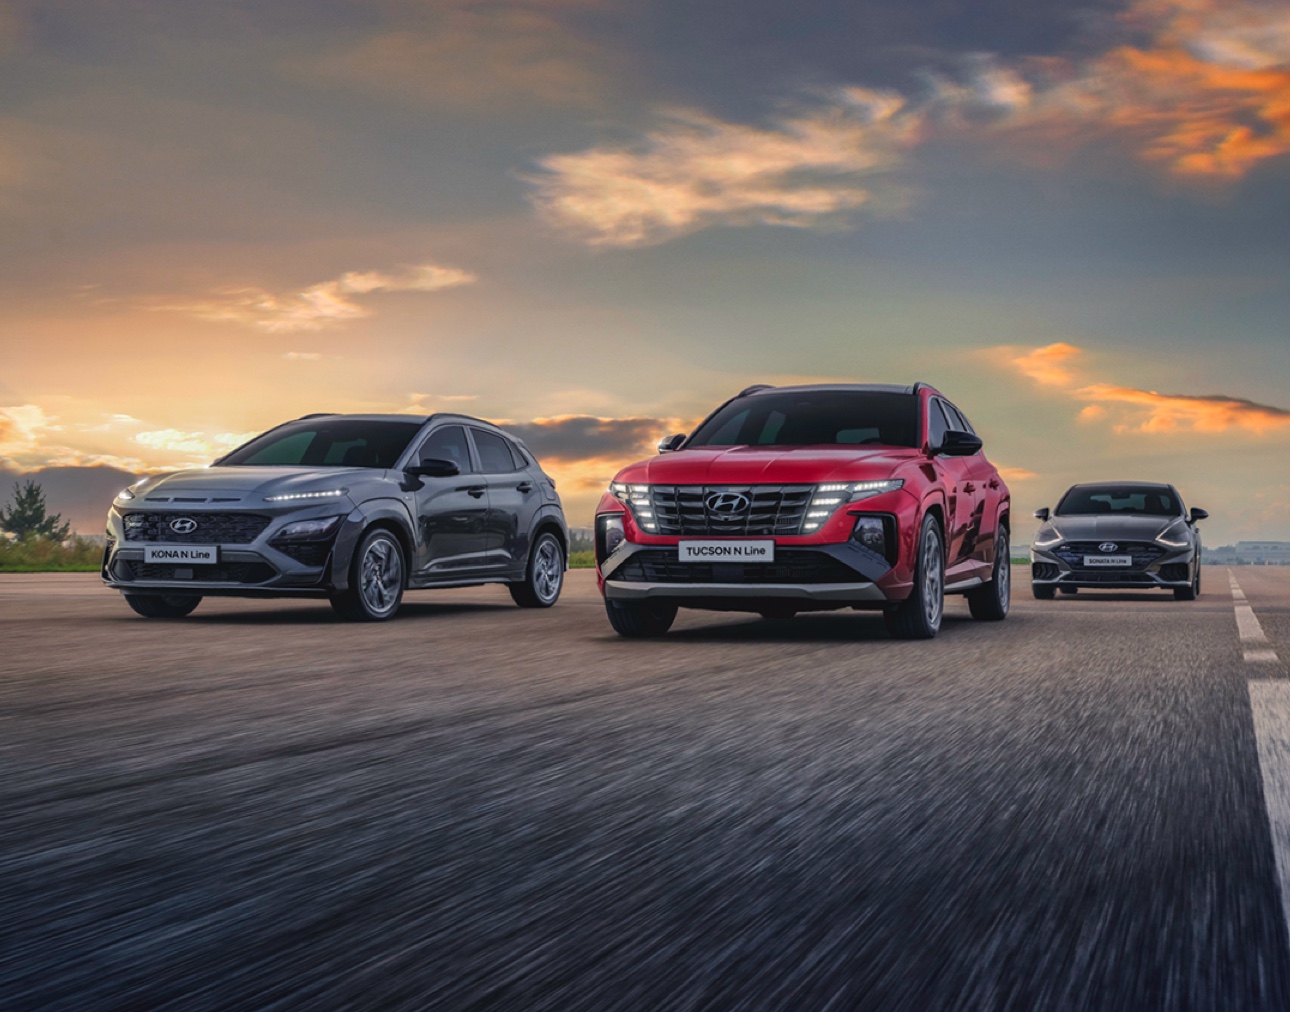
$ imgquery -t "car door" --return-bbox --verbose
[942,400,993,566]
[408,424,491,577]
[469,427,540,573]
[928,398,980,574]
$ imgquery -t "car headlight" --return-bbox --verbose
[802,480,904,532]
[609,482,656,532]
[273,516,342,541]
[265,488,348,502]
[1032,525,1064,549]
[115,481,145,502]
[1155,522,1190,549]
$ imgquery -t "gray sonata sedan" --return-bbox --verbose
[1030,481,1207,601]
[103,413,568,620]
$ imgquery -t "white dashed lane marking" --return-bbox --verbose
[1249,682,1290,939]
[1233,572,1279,664]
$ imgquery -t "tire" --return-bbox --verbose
[125,594,201,619]
[605,598,678,638]
[884,513,945,640]
[967,527,1010,621]
[1174,562,1200,601]
[1032,584,1056,600]
[510,532,564,608]
[330,528,405,621]
[1058,585,1078,596]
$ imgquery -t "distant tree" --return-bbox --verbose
[0,480,71,540]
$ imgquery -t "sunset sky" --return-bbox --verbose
[2,0,1289,542]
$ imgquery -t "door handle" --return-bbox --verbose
[988,478,1001,489]
[516,482,533,493]
[963,482,977,493]
[459,485,486,498]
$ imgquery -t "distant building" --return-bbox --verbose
[1208,541,1290,565]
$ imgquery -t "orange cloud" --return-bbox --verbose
[997,466,1039,483]
[153,263,477,332]
[998,342,1290,436]
[1075,384,1290,434]
[1007,343,1084,386]
[530,92,919,246]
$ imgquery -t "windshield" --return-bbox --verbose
[688,391,920,449]
[1056,485,1181,517]
[218,419,423,468]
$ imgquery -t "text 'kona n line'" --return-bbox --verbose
[103,413,568,620]
[594,383,1011,639]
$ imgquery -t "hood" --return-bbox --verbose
[128,466,370,501]
[616,445,921,485]
[1045,514,1184,542]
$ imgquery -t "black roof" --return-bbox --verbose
[740,383,935,397]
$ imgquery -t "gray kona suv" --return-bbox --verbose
[102,413,569,620]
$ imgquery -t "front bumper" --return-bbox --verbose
[1030,543,1194,590]
[101,501,366,598]
[600,539,894,608]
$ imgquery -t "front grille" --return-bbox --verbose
[645,485,814,536]
[1051,541,1166,571]
[1069,571,1155,584]
[612,550,861,585]
[126,561,276,583]
[121,512,271,544]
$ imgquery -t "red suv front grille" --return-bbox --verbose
[646,485,814,536]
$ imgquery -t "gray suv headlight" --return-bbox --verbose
[274,516,342,540]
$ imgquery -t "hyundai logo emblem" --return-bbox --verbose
[1099,542,1118,553]
[705,491,750,515]
[170,517,199,535]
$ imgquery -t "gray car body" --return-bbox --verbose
[102,413,568,600]
[1030,481,1201,592]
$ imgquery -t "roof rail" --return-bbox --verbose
[297,412,338,420]
[738,384,775,397]
[911,382,931,394]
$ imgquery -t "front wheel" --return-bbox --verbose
[1032,584,1056,600]
[1174,563,1200,601]
[125,594,201,619]
[884,513,944,640]
[605,598,677,638]
[330,529,405,621]
[967,527,1010,621]
[510,532,564,608]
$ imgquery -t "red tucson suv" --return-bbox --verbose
[594,383,1011,639]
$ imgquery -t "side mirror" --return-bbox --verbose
[1034,507,1050,522]
[657,434,686,454]
[1189,507,1208,523]
[405,457,460,478]
[939,430,983,456]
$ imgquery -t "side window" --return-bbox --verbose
[927,400,950,450]
[472,429,518,473]
[944,402,974,433]
[418,425,473,473]
[507,440,531,470]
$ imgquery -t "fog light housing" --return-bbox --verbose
[596,513,626,564]
[852,516,886,555]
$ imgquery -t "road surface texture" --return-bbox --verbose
[3,567,1290,1010]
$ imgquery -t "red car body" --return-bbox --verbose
[593,383,1011,638]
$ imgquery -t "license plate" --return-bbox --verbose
[144,544,218,564]
[1083,555,1131,567]
[678,540,775,563]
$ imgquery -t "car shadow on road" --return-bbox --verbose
[660,611,977,643]
[1036,592,1183,604]
[178,601,514,625]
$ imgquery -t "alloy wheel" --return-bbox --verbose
[533,537,563,604]
[360,537,403,616]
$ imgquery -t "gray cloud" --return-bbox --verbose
[505,415,676,462]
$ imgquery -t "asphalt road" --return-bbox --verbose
[3,567,1290,1011]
